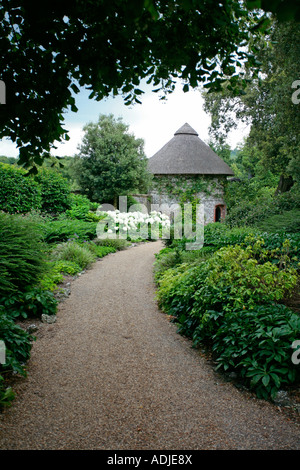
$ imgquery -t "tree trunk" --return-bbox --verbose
[275,175,294,195]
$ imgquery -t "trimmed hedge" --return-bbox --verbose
[0,163,41,213]
[34,168,71,214]
[0,164,71,215]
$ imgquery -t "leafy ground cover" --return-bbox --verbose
[154,223,300,401]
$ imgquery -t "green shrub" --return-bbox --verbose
[157,242,297,344]
[262,231,300,250]
[82,242,116,258]
[153,247,210,282]
[0,288,57,320]
[69,193,99,211]
[163,224,195,250]
[41,219,98,243]
[224,178,277,228]
[34,168,71,214]
[225,196,275,228]
[0,212,48,296]
[203,223,259,248]
[156,262,197,314]
[51,241,96,270]
[39,263,65,291]
[244,233,300,270]
[164,222,259,252]
[154,249,183,282]
[274,184,300,211]
[212,304,300,400]
[0,165,73,215]
[0,312,35,407]
[84,211,103,222]
[185,223,300,269]
[39,238,118,293]
[39,258,87,292]
[50,240,116,272]
[224,180,300,230]
[65,206,90,220]
[65,193,103,222]
[256,209,300,234]
[154,246,215,283]
[201,223,300,262]
[51,260,82,276]
[225,177,300,233]
[63,193,102,222]
[0,163,41,213]
[0,377,15,409]
[94,238,130,251]
[0,313,33,375]
[156,241,299,400]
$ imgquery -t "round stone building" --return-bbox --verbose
[147,122,234,224]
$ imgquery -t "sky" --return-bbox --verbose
[0,81,249,159]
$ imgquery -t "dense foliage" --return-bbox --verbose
[155,224,300,400]
[212,303,300,400]
[202,18,300,238]
[0,212,48,296]
[0,314,34,406]
[65,194,100,221]
[203,20,300,188]
[73,114,151,205]
[0,163,41,213]
[33,168,71,214]
[41,219,99,244]
[0,163,72,215]
[1,0,294,169]
[0,211,54,407]
[223,171,300,232]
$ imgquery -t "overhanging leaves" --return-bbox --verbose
[0,0,297,169]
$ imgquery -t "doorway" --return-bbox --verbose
[214,204,225,222]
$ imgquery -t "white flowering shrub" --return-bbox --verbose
[96,210,170,240]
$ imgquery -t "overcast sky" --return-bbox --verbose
[0,81,249,159]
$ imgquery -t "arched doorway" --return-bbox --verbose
[214,204,225,222]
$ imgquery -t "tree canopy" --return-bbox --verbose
[73,114,151,205]
[1,0,299,170]
[203,19,300,192]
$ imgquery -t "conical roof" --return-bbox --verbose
[148,123,234,176]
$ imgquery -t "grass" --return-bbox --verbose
[51,241,96,270]
[93,238,130,251]
[0,212,48,296]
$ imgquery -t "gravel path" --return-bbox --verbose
[0,240,299,450]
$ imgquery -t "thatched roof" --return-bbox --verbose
[148,123,234,176]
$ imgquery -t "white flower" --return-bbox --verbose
[98,209,170,237]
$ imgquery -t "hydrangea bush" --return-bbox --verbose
[97,210,170,240]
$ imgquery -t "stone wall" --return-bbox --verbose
[149,175,227,224]
[130,194,152,213]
